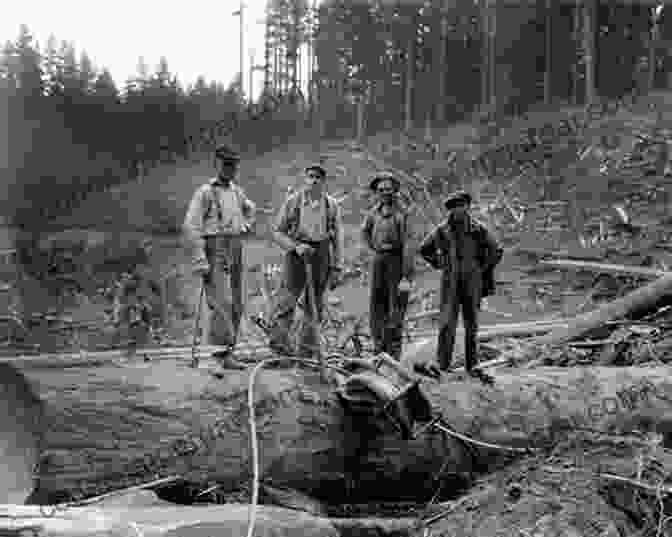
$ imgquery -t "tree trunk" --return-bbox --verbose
[544,0,553,105]
[481,0,490,112]
[583,0,597,105]
[436,4,450,123]
[404,17,416,132]
[14,356,672,505]
[535,272,672,347]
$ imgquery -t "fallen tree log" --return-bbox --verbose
[11,355,672,506]
[404,317,568,340]
[535,272,672,347]
[540,259,670,279]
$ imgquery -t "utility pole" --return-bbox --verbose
[544,0,552,105]
[404,11,417,133]
[650,4,664,93]
[480,0,489,112]
[437,0,450,123]
[263,3,273,96]
[488,0,496,112]
[480,0,496,116]
[233,1,245,101]
[583,0,596,106]
[249,48,255,103]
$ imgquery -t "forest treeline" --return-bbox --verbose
[2,2,671,229]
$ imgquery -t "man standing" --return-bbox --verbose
[183,144,256,369]
[418,191,502,380]
[268,164,344,357]
[361,172,413,360]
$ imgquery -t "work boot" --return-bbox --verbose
[466,367,494,385]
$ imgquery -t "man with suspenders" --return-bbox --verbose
[183,144,256,369]
[361,172,414,360]
[268,163,344,357]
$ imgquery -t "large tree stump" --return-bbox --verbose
[8,356,672,504]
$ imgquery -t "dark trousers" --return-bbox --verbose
[270,240,331,354]
[369,251,404,359]
[204,236,243,348]
[437,270,481,371]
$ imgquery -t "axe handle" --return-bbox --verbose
[302,254,327,381]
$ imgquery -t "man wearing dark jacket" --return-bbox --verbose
[361,172,413,360]
[418,191,502,378]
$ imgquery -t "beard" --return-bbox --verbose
[449,211,468,227]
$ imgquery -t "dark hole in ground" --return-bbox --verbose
[153,472,472,517]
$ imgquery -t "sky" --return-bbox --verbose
[1,0,269,98]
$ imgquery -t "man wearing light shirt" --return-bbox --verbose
[183,144,256,369]
[268,163,344,357]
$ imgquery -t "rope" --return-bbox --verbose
[245,355,345,537]
[434,421,538,454]
[191,281,206,367]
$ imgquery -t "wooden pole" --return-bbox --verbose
[583,0,597,106]
[437,1,450,123]
[249,49,254,103]
[404,15,416,133]
[481,0,489,112]
[489,0,497,112]
[239,1,245,100]
[572,2,581,105]
[649,6,661,93]
[544,0,552,105]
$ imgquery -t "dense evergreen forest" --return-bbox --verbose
[1,1,670,230]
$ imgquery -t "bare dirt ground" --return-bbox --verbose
[8,95,672,535]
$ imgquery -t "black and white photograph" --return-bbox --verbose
[1,1,672,535]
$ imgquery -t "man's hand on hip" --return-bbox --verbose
[193,257,211,278]
[329,265,344,289]
[398,278,412,293]
[295,243,314,257]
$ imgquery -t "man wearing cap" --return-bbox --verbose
[268,163,344,356]
[418,191,502,380]
[183,144,256,369]
[361,172,414,360]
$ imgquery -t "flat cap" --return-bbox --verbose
[369,171,400,192]
[305,164,327,177]
[444,190,472,209]
[214,144,240,162]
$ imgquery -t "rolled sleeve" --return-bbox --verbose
[271,197,297,252]
[419,227,440,269]
[238,187,257,229]
[332,202,345,269]
[361,213,374,252]
[273,198,292,235]
[183,187,207,259]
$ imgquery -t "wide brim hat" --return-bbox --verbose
[444,190,472,209]
[305,164,327,178]
[369,172,401,192]
[214,144,241,162]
